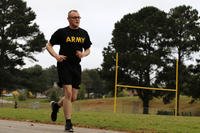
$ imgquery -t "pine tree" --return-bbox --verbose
[0,0,46,87]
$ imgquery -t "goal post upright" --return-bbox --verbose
[175,59,179,116]
[114,52,118,113]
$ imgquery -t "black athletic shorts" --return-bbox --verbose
[57,61,81,89]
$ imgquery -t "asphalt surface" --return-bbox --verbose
[0,119,127,133]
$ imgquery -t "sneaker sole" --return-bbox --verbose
[65,129,74,132]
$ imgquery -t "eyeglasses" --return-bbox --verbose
[69,16,81,20]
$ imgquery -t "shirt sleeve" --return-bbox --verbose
[49,29,61,46]
[83,31,92,50]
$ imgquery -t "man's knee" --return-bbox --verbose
[64,95,76,102]
[71,88,78,102]
[63,85,73,100]
[65,93,72,100]
[64,90,72,100]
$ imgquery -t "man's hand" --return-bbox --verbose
[76,51,84,58]
[46,43,67,62]
[55,55,67,62]
[76,49,90,59]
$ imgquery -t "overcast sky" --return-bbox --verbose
[24,0,200,69]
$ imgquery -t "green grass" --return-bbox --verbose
[0,108,200,133]
[1,96,200,132]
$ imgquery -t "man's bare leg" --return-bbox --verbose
[63,85,73,119]
[51,87,78,123]
[57,88,78,106]
[58,96,64,107]
[72,88,78,102]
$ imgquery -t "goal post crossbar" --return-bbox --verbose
[116,84,176,92]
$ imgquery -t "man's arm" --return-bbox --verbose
[46,42,66,62]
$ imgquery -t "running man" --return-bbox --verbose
[46,10,92,132]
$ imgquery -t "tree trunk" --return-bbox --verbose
[138,66,151,114]
[143,66,151,114]
[143,95,149,114]
[177,49,183,116]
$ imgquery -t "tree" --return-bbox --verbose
[101,7,170,114]
[184,60,200,101]
[166,5,200,110]
[19,65,58,93]
[42,65,58,88]
[101,45,116,95]
[167,5,200,90]
[0,0,46,88]
[81,69,92,98]
[21,65,45,93]
[155,60,190,104]
[82,69,105,98]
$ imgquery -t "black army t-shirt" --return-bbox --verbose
[50,26,92,64]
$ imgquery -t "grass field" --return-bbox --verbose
[0,96,200,133]
[0,108,200,133]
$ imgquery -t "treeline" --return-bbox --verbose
[0,65,107,99]
[0,65,57,93]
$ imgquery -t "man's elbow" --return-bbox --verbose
[86,48,90,55]
[46,42,52,49]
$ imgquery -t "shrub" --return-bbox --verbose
[18,94,27,101]
[78,84,86,100]
[49,90,59,102]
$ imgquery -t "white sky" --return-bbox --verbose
[24,0,200,69]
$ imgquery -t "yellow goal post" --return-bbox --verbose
[114,53,179,116]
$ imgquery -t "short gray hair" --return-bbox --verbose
[68,10,78,18]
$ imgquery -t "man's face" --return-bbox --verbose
[68,11,81,29]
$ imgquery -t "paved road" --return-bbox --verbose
[0,119,127,133]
